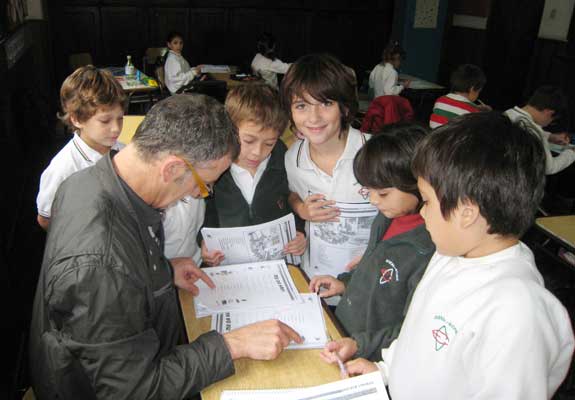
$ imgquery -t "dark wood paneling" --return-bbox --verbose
[189,8,229,65]
[48,1,394,88]
[149,7,190,48]
[101,7,148,66]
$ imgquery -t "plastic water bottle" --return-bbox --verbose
[125,55,135,77]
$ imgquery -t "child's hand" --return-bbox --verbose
[344,254,363,271]
[201,240,225,267]
[284,231,307,256]
[346,358,379,376]
[309,275,345,298]
[319,338,358,364]
[403,79,411,88]
[549,132,570,145]
[299,193,340,222]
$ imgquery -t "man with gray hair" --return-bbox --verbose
[29,94,302,399]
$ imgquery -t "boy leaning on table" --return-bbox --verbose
[323,112,574,399]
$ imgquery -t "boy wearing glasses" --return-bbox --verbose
[200,84,306,266]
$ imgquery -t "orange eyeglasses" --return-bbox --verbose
[178,157,212,198]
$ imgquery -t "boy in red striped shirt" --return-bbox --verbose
[429,64,490,129]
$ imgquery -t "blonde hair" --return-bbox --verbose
[225,84,288,135]
[58,65,126,130]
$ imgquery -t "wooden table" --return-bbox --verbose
[536,215,575,253]
[179,265,344,400]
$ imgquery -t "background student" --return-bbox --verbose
[368,41,410,98]
[504,85,575,175]
[281,53,372,303]
[330,113,574,399]
[429,64,491,129]
[36,65,125,230]
[164,31,203,94]
[251,32,291,88]
[200,84,306,266]
[309,123,434,361]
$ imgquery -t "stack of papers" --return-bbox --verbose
[201,65,231,73]
[220,371,389,400]
[212,294,328,349]
[194,260,328,349]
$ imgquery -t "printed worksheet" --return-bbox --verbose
[194,260,302,317]
[309,202,377,277]
[220,371,389,400]
[211,294,328,349]
[202,213,301,266]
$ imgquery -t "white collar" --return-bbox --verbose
[296,127,366,170]
[72,132,104,163]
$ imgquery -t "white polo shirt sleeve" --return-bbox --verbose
[163,197,205,266]
[37,134,124,218]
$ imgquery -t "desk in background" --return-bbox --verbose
[107,67,161,113]
[399,73,446,123]
[536,216,575,254]
[179,265,344,400]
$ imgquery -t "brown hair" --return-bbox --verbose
[225,84,288,135]
[280,53,358,135]
[58,65,126,130]
[381,40,405,64]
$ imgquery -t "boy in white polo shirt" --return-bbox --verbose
[281,54,373,300]
[335,113,574,399]
[37,66,125,230]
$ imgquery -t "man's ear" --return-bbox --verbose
[457,199,481,230]
[160,155,186,183]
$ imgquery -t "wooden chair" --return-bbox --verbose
[143,47,165,75]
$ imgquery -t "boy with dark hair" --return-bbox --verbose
[310,123,434,362]
[429,64,490,129]
[505,85,575,175]
[334,112,574,399]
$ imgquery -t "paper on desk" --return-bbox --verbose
[211,293,328,349]
[220,371,389,400]
[193,259,302,317]
[309,202,377,277]
[201,65,231,73]
[202,214,301,266]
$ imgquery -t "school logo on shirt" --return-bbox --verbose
[379,259,399,285]
[432,314,459,351]
[357,185,370,200]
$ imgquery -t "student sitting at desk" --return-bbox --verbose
[369,41,410,98]
[505,85,575,175]
[309,123,434,360]
[429,64,491,129]
[164,31,203,94]
[325,113,574,399]
[251,32,291,89]
[200,84,306,266]
[37,65,126,230]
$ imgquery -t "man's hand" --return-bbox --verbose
[223,320,303,360]
[170,257,215,295]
